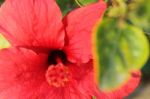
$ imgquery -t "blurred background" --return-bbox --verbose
[0,0,149,99]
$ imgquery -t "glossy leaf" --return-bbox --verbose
[75,0,98,6]
[0,34,10,49]
[93,18,149,91]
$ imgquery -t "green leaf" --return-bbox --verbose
[0,34,10,49]
[107,0,127,18]
[75,0,98,6]
[0,0,4,4]
[56,0,77,16]
[93,18,149,91]
[128,0,150,33]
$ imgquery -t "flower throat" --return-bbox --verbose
[46,50,70,87]
[48,50,67,65]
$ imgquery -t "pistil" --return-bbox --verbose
[45,63,70,87]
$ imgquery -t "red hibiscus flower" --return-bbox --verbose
[0,0,140,99]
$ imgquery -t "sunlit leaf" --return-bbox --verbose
[93,18,149,91]
[0,34,10,49]
[75,0,98,6]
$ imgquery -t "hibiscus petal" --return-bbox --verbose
[0,47,108,99]
[105,71,141,99]
[0,0,65,49]
[68,60,107,99]
[42,61,104,99]
[45,83,90,99]
[63,1,106,63]
[0,47,49,98]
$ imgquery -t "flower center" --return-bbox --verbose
[45,63,70,87]
[48,50,67,65]
[45,50,70,87]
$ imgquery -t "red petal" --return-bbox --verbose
[68,61,107,99]
[42,61,107,99]
[0,47,105,99]
[45,83,91,99]
[63,1,106,63]
[0,0,65,49]
[0,47,49,98]
[105,71,141,99]
[31,61,103,99]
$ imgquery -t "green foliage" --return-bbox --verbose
[94,18,149,91]
[75,0,98,6]
[0,0,4,4]
[107,0,127,17]
[92,0,150,91]
[128,0,150,34]
[142,59,150,79]
[0,34,10,49]
[56,0,99,15]
[56,0,77,16]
